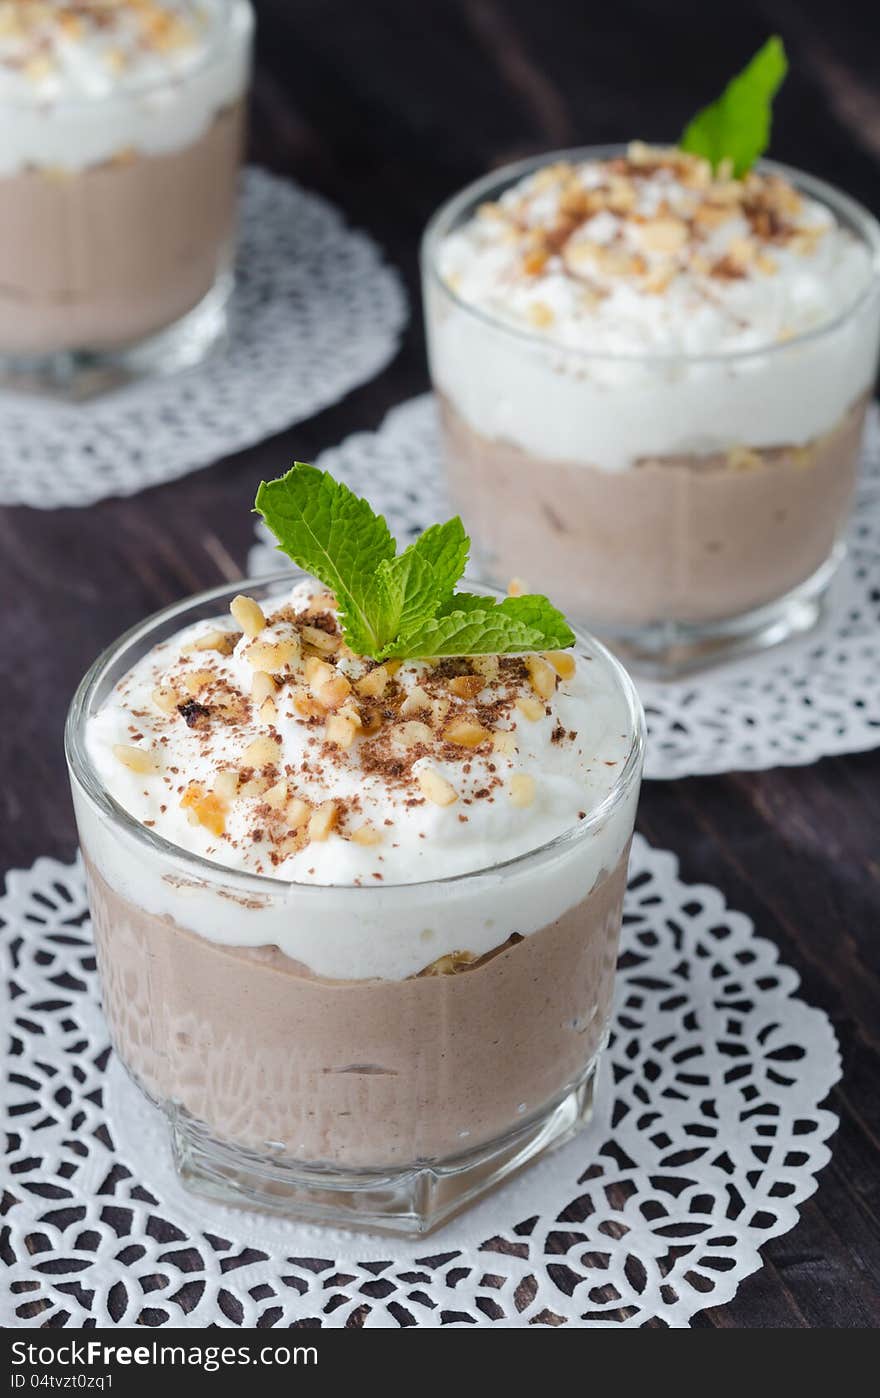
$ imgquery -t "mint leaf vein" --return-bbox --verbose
[255,465,574,661]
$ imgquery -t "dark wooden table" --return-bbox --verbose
[3,0,879,1328]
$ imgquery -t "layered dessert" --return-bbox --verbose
[67,467,643,1226]
[425,143,880,662]
[0,0,253,361]
[82,579,637,1166]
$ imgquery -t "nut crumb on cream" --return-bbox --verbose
[86,579,633,891]
[0,0,254,175]
[0,1,210,94]
[438,144,872,355]
[430,144,878,473]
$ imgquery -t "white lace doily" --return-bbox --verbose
[2,835,840,1328]
[0,168,407,510]
[250,395,880,780]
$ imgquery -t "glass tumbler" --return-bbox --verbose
[66,572,645,1234]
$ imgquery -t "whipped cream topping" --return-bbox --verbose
[0,0,252,173]
[427,145,880,469]
[77,579,641,979]
[438,145,871,354]
[88,580,632,884]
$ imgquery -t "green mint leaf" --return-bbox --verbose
[382,594,574,660]
[435,591,490,618]
[409,518,469,606]
[497,595,576,650]
[373,517,471,642]
[381,608,542,660]
[434,593,575,648]
[254,468,575,661]
[255,464,396,656]
[374,550,441,642]
[680,36,788,177]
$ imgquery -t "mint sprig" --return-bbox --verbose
[255,465,575,660]
[680,36,788,178]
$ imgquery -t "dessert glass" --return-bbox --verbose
[423,147,880,677]
[0,1,253,400]
[65,571,645,1234]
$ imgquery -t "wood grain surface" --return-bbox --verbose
[2,0,879,1328]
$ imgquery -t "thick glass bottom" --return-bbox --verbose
[0,271,232,404]
[588,545,844,680]
[168,1058,601,1236]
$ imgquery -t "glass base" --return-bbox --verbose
[0,272,232,404]
[590,545,844,681]
[168,1060,601,1236]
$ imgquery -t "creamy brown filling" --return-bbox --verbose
[0,101,245,354]
[439,392,868,628]
[86,848,629,1169]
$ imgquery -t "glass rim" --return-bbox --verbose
[421,142,880,367]
[65,569,646,899]
[0,0,250,111]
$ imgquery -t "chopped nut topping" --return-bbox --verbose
[277,829,308,859]
[491,730,517,756]
[509,773,536,808]
[286,797,311,830]
[523,248,549,276]
[247,635,300,674]
[420,950,478,977]
[113,743,157,774]
[429,696,450,729]
[308,800,339,842]
[325,713,359,749]
[304,655,330,685]
[180,669,215,697]
[310,670,352,710]
[242,734,281,768]
[178,698,211,730]
[395,720,434,748]
[525,655,557,701]
[545,650,576,680]
[472,654,500,683]
[446,145,833,326]
[400,685,431,717]
[356,664,391,699]
[180,783,226,837]
[240,775,270,799]
[251,671,277,703]
[291,685,325,720]
[448,674,484,701]
[264,779,289,811]
[301,624,341,655]
[187,628,239,657]
[107,578,593,877]
[212,770,239,801]
[418,767,458,806]
[444,718,493,748]
[230,595,266,639]
[516,695,545,722]
[638,216,689,253]
[350,822,382,846]
[212,692,248,724]
[151,685,179,715]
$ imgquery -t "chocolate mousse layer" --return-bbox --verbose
[0,102,244,355]
[87,850,628,1170]
[440,393,868,628]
